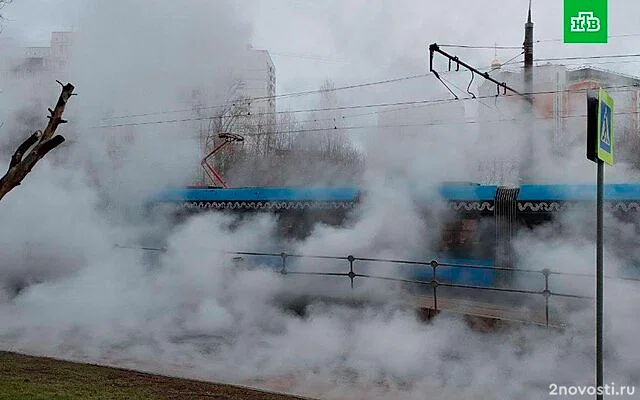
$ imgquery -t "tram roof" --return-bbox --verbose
[147,182,640,203]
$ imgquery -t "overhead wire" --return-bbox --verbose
[116,52,529,125]
[89,47,640,134]
[437,44,523,50]
[535,53,640,63]
[100,73,432,121]
[198,80,636,130]
[91,98,459,129]
[163,109,640,140]
[489,50,524,72]
[449,33,640,47]
[97,51,637,125]
[440,75,504,115]
[94,108,640,140]
[245,109,640,138]
[560,59,640,67]
[435,34,640,69]
[501,53,640,67]
[536,32,640,43]
[92,83,640,130]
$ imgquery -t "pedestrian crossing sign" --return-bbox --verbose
[597,88,614,165]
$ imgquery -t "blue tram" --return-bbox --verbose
[147,182,640,288]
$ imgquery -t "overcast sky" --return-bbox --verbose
[4,0,640,104]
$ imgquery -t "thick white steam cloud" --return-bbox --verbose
[0,1,639,400]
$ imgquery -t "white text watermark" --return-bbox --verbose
[550,383,636,396]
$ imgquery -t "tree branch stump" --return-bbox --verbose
[0,82,75,202]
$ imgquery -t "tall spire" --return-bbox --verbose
[520,0,535,184]
[524,0,534,74]
[491,42,501,70]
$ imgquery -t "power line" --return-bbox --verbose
[536,32,640,43]
[562,59,640,67]
[91,98,458,129]
[99,73,432,122]
[94,92,501,130]
[535,53,640,63]
[96,55,637,126]
[470,32,640,47]
[92,83,640,130]
[93,108,640,139]
[209,84,640,132]
[438,44,523,50]
[236,109,640,138]
[489,51,525,72]
[159,110,632,140]
[440,75,500,113]
[493,54,640,67]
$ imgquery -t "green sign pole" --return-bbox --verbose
[596,158,603,400]
[586,87,613,400]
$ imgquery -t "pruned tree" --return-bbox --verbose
[191,78,364,187]
[225,78,365,186]
[0,81,75,201]
[290,79,364,184]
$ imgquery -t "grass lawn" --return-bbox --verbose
[0,351,311,400]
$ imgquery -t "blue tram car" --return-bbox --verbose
[147,182,640,289]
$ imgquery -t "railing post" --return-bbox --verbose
[280,252,287,275]
[542,268,551,328]
[347,255,355,289]
[430,260,439,312]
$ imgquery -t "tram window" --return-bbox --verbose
[459,219,477,246]
[437,217,494,259]
[276,210,352,240]
[439,218,474,255]
[277,212,300,238]
[276,211,316,240]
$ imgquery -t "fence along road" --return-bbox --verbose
[115,244,640,328]
[227,250,640,329]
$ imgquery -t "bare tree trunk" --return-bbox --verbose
[0,81,75,202]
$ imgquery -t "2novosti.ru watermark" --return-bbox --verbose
[550,383,636,396]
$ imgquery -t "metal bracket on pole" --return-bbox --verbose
[428,43,533,104]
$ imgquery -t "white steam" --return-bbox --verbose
[0,1,639,400]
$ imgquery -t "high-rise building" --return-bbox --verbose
[2,32,74,79]
[234,45,276,127]
[198,46,277,186]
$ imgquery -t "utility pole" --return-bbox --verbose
[524,0,534,76]
[520,0,535,183]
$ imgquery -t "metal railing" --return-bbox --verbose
[114,244,640,328]
[227,250,640,328]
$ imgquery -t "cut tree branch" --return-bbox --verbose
[9,130,40,170]
[0,82,75,202]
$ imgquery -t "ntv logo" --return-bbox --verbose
[564,0,607,43]
[570,12,601,32]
